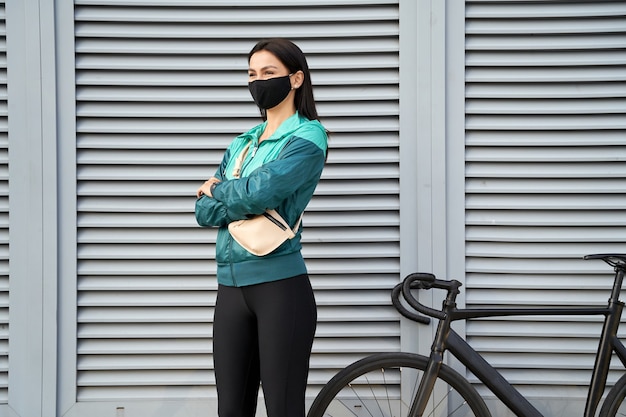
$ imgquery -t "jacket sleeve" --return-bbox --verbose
[195,196,233,227]
[194,148,233,227]
[212,134,326,220]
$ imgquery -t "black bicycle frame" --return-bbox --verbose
[413,267,626,417]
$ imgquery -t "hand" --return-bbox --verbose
[196,177,221,198]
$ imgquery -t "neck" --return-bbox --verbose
[262,103,297,140]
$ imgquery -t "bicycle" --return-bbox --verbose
[307,254,626,417]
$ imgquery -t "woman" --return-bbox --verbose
[195,38,327,417]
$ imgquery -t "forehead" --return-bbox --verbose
[248,50,286,70]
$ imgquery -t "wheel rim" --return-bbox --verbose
[312,361,484,417]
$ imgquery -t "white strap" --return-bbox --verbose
[232,143,251,179]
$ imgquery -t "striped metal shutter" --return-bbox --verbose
[0,1,7,404]
[464,0,626,402]
[73,0,400,405]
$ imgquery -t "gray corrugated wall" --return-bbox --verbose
[67,0,402,415]
[463,0,626,414]
[2,0,626,416]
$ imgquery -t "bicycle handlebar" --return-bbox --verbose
[392,254,626,326]
[391,272,462,325]
[393,254,626,326]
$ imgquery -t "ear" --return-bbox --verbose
[292,70,305,89]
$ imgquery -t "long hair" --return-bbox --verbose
[248,38,319,122]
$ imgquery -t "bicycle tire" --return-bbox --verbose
[308,352,491,417]
[599,373,626,417]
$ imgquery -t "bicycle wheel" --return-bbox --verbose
[308,352,491,417]
[599,373,626,417]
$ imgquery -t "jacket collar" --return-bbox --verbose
[242,112,305,145]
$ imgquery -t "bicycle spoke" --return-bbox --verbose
[310,355,487,417]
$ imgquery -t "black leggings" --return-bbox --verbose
[213,275,317,417]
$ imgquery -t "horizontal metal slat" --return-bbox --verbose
[75,0,398,4]
[76,116,400,133]
[78,307,213,324]
[311,337,399,353]
[466,162,626,178]
[467,145,625,162]
[466,114,626,130]
[466,66,626,82]
[466,130,626,146]
[77,369,212,386]
[76,132,399,150]
[465,257,619,275]
[76,100,400,118]
[79,354,212,370]
[467,241,626,260]
[466,194,626,210]
[79,322,211,339]
[466,50,626,66]
[466,287,621,306]
[467,225,626,243]
[467,82,626,99]
[466,178,626,194]
[78,288,395,307]
[467,16,626,35]
[467,98,626,114]
[75,54,400,70]
[76,69,400,86]
[469,322,608,341]
[466,34,626,51]
[77,384,215,401]
[78,275,214,291]
[76,257,400,276]
[77,195,399,212]
[76,210,399,228]
[78,290,214,306]
[466,1,626,18]
[78,321,398,339]
[76,133,235,149]
[75,4,398,23]
[77,151,399,170]
[77,180,399,197]
[75,166,400,182]
[466,209,626,226]
[77,85,399,102]
[468,342,606,361]
[75,22,399,38]
[77,227,399,245]
[483,353,598,370]
[464,273,614,291]
[76,273,399,292]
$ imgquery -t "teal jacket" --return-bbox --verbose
[195,112,327,287]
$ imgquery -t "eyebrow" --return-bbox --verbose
[248,65,280,72]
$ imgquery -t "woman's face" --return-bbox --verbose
[248,50,290,82]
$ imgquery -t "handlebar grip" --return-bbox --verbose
[391,283,430,325]
[401,273,448,320]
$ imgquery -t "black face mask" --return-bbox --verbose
[248,74,292,110]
